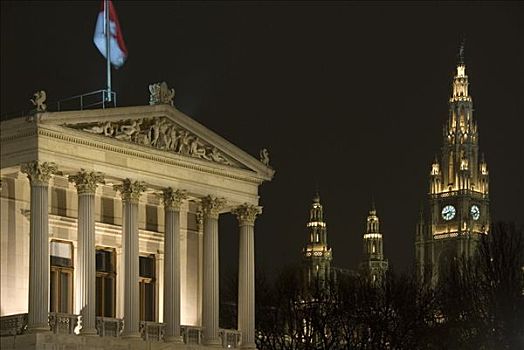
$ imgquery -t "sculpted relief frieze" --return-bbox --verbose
[65,117,235,167]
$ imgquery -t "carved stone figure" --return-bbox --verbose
[168,126,179,150]
[189,137,207,158]
[30,90,47,112]
[157,122,171,149]
[115,120,141,141]
[207,147,229,164]
[148,118,163,147]
[177,131,191,155]
[149,81,175,106]
[84,121,114,136]
[69,117,234,167]
[260,148,270,166]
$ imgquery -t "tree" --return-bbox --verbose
[435,222,524,349]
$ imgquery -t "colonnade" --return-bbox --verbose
[21,161,260,349]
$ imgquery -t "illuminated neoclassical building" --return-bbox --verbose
[0,83,274,349]
[416,46,490,283]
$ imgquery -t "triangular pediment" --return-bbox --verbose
[39,104,274,180]
[66,116,241,167]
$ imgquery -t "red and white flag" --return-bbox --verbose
[93,0,128,68]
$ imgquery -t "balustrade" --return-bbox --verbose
[0,313,27,336]
[219,328,242,348]
[48,312,78,335]
[181,325,203,345]
[0,314,237,348]
[95,317,123,337]
[139,321,165,341]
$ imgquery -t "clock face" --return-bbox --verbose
[470,205,480,220]
[441,205,456,221]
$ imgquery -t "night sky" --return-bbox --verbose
[1,2,523,278]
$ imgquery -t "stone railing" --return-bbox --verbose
[181,325,203,345]
[219,328,242,348]
[1,313,239,349]
[95,317,123,337]
[0,313,28,336]
[48,312,79,335]
[139,321,165,341]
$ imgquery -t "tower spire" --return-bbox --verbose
[360,201,388,283]
[303,190,332,288]
[457,36,466,65]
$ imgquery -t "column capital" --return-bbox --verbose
[160,187,187,210]
[69,169,105,194]
[113,178,147,202]
[21,161,59,185]
[232,204,262,226]
[201,196,226,219]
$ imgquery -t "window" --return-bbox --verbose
[96,248,116,317]
[139,255,156,321]
[50,241,73,313]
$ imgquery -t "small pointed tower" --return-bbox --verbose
[360,201,388,283]
[303,192,332,288]
[417,40,490,284]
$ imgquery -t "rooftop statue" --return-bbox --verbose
[260,148,270,166]
[149,81,175,106]
[30,90,47,112]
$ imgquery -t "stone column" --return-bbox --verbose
[196,208,204,325]
[232,204,261,349]
[114,179,146,338]
[201,196,226,346]
[21,161,58,332]
[69,169,105,335]
[161,187,187,342]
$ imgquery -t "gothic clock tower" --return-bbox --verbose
[303,192,332,288]
[416,43,490,283]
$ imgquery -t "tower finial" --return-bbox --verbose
[458,36,466,65]
[313,181,320,203]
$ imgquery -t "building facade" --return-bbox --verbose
[359,203,388,283]
[416,47,490,283]
[0,83,274,349]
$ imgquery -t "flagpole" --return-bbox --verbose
[104,0,112,102]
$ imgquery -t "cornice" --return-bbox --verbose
[37,127,265,185]
[0,128,37,143]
